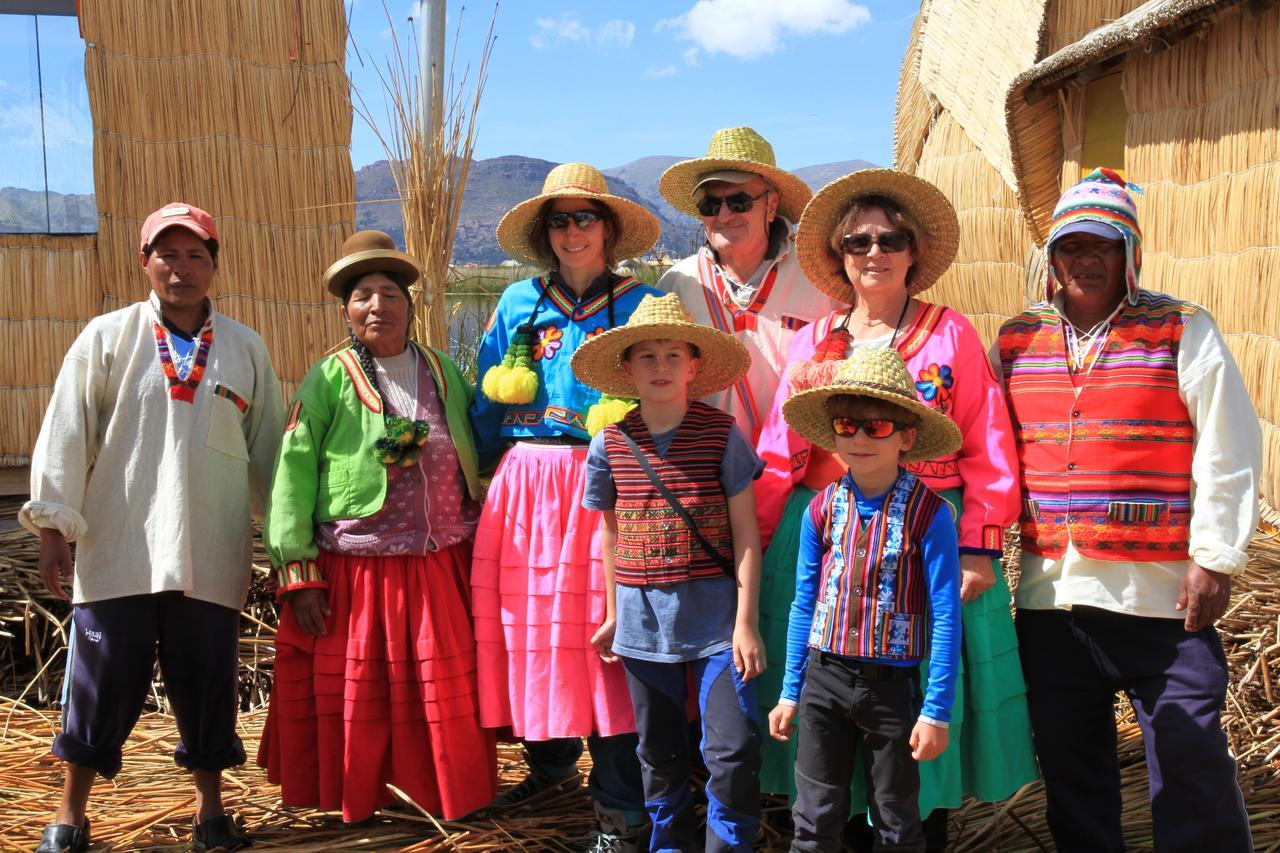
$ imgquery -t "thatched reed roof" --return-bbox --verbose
[1006,0,1245,243]
[912,0,1050,192]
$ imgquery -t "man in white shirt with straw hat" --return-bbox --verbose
[657,126,840,444]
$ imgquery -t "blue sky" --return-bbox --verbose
[0,1,915,194]
[348,0,915,169]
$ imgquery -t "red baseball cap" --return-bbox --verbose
[139,203,220,255]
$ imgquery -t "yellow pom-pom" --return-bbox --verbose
[586,398,637,436]
[496,365,539,404]
[481,364,507,401]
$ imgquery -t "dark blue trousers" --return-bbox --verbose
[56,592,245,778]
[623,649,761,852]
[1017,607,1253,853]
[524,731,645,816]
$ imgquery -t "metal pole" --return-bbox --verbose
[417,0,446,141]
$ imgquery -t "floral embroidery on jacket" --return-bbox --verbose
[915,363,954,414]
[532,325,564,361]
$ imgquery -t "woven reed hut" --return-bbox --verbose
[897,0,1280,515]
[0,0,355,480]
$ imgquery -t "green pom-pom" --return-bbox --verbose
[496,364,539,404]
[586,397,637,436]
[386,416,416,445]
[481,364,507,400]
[413,420,431,446]
[373,437,401,465]
[397,446,422,468]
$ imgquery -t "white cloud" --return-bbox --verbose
[660,0,871,59]
[530,14,635,50]
[645,64,678,78]
[683,47,700,66]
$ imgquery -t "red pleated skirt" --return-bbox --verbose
[259,543,496,822]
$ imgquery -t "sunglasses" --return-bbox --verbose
[696,189,770,217]
[546,210,604,230]
[831,417,912,439]
[838,230,913,255]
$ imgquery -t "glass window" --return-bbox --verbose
[0,12,95,233]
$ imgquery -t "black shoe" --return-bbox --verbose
[192,814,252,851]
[35,820,89,853]
[490,767,582,809]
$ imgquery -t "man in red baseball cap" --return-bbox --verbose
[24,202,283,852]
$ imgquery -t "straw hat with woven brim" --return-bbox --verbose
[571,293,751,399]
[659,126,813,222]
[795,169,960,304]
[324,230,421,298]
[782,347,961,462]
[496,163,661,266]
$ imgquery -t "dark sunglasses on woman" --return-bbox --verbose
[839,230,913,255]
[831,417,912,439]
[696,189,771,217]
[546,210,604,230]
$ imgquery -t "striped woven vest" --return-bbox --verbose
[808,473,944,661]
[998,290,1196,561]
[603,402,734,587]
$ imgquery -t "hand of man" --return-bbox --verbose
[590,617,619,664]
[38,528,74,601]
[768,704,797,742]
[289,588,330,637]
[1176,562,1231,632]
[959,553,996,603]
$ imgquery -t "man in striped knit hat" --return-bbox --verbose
[997,168,1259,853]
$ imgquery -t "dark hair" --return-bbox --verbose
[143,237,220,262]
[621,339,702,361]
[825,393,920,427]
[828,194,923,289]
[528,199,620,270]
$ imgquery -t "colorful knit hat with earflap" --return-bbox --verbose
[1046,167,1143,303]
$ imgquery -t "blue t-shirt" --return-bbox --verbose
[164,320,197,379]
[583,417,763,663]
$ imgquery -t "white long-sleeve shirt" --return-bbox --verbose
[20,295,284,610]
[1009,298,1261,618]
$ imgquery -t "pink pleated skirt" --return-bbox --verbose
[471,442,636,740]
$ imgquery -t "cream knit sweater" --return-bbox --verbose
[20,295,284,610]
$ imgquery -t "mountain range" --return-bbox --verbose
[1,154,875,263]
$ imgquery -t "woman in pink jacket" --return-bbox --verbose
[753,170,1037,849]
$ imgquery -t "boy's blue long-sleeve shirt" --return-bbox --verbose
[780,471,961,725]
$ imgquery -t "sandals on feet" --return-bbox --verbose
[191,815,252,851]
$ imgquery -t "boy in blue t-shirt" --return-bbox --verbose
[571,293,764,852]
[768,347,963,852]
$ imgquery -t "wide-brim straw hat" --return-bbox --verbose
[795,169,960,304]
[324,230,421,298]
[659,126,813,223]
[572,293,751,399]
[782,347,961,462]
[496,163,661,266]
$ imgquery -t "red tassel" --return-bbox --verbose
[812,328,850,363]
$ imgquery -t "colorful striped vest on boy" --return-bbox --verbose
[998,290,1197,561]
[602,402,734,587]
[807,472,945,661]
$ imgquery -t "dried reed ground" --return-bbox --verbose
[1,506,1278,850]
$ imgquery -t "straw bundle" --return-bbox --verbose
[353,8,495,349]
[914,0,1047,192]
[893,6,936,175]
[1044,0,1151,54]
[901,112,1034,346]
[76,0,356,396]
[0,236,100,465]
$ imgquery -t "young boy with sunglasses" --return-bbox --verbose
[767,347,963,852]
[571,293,766,853]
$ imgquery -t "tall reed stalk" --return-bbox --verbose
[353,3,496,348]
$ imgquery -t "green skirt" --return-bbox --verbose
[756,486,1039,814]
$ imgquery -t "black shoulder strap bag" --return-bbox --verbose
[616,428,735,577]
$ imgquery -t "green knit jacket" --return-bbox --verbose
[264,343,479,594]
